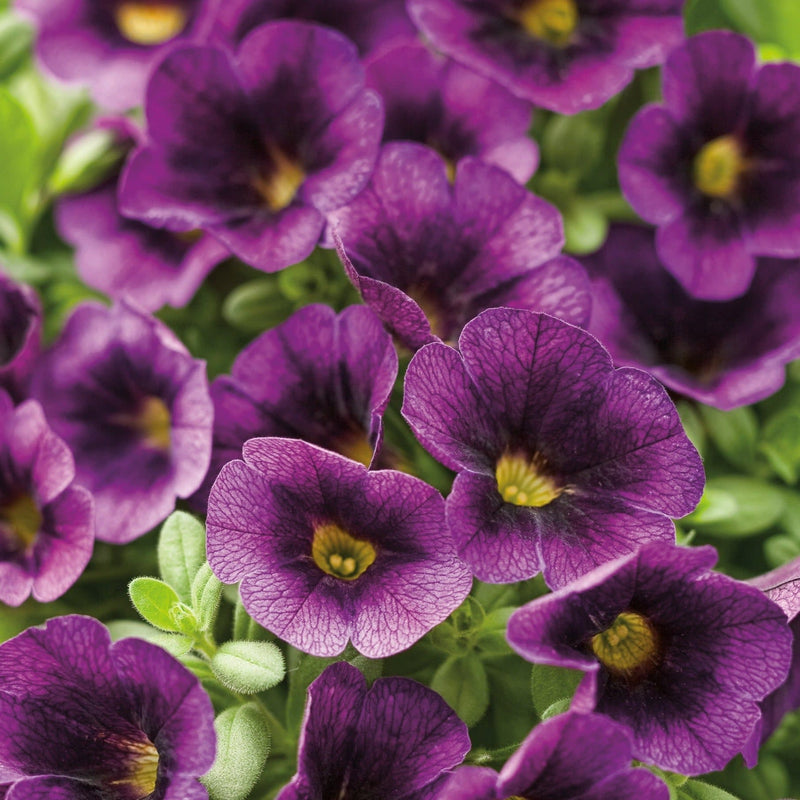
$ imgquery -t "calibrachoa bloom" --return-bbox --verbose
[0,392,93,606]
[119,21,383,272]
[16,0,209,111]
[619,30,800,300]
[0,272,41,403]
[402,308,704,587]
[191,303,397,510]
[56,120,230,312]
[506,542,793,775]
[276,661,470,800]
[30,300,213,544]
[581,224,800,409]
[364,40,538,183]
[200,0,415,56]
[0,615,216,799]
[406,0,684,114]
[438,710,668,800]
[206,438,472,658]
[334,143,590,351]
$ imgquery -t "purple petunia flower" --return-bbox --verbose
[16,0,209,111]
[119,21,383,273]
[364,40,538,183]
[742,557,800,765]
[438,710,668,800]
[406,0,684,114]
[206,438,472,658]
[581,224,800,409]
[333,143,590,351]
[276,661,470,800]
[506,542,793,775]
[56,119,230,312]
[0,392,93,606]
[0,272,41,403]
[619,30,800,300]
[30,300,213,544]
[402,308,704,587]
[198,0,415,57]
[0,614,215,799]
[190,303,397,511]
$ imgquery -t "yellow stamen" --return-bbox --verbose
[108,736,160,798]
[253,145,305,213]
[312,523,377,580]
[693,135,746,199]
[109,396,172,451]
[518,0,579,47]
[114,2,188,45]
[0,493,42,549]
[496,452,562,507]
[335,433,375,468]
[591,611,660,680]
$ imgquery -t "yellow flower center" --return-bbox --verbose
[312,523,377,580]
[253,145,306,213]
[496,452,562,507]
[693,135,747,199]
[109,396,172,451]
[114,2,188,45]
[108,735,160,799]
[0,493,42,550]
[518,0,579,47]
[591,611,660,680]
[335,432,375,468]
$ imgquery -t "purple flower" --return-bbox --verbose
[364,40,537,183]
[56,120,229,312]
[0,392,93,606]
[0,272,41,403]
[406,0,684,114]
[30,300,213,544]
[0,615,215,799]
[119,21,383,273]
[506,542,793,775]
[581,224,800,409]
[333,143,590,351]
[16,0,209,111]
[198,0,415,57]
[403,308,703,587]
[438,710,668,800]
[191,303,397,511]
[619,31,800,300]
[276,661,470,800]
[742,558,800,765]
[206,438,472,658]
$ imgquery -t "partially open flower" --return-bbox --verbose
[0,615,215,798]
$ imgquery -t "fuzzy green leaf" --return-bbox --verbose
[158,511,207,602]
[128,577,183,633]
[211,641,286,695]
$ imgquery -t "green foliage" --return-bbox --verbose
[211,641,286,695]
[698,405,759,473]
[530,663,583,720]
[157,511,207,603]
[203,703,271,800]
[673,780,741,800]
[431,653,489,727]
[191,564,223,632]
[128,577,186,633]
[760,409,800,485]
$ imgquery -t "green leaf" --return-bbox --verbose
[106,620,193,658]
[0,88,37,248]
[474,607,515,655]
[157,511,207,603]
[698,405,758,472]
[540,697,572,720]
[676,779,741,800]
[541,113,604,176]
[128,577,184,633]
[0,12,33,80]
[562,197,608,255]
[760,409,800,485]
[48,127,125,196]
[222,276,289,333]
[431,653,489,727]
[211,641,286,695]
[764,534,800,569]
[684,0,736,35]
[682,476,785,537]
[191,563,223,632]
[286,654,336,732]
[720,0,800,53]
[203,703,270,800]
[530,663,583,719]
[677,400,707,456]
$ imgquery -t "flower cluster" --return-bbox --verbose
[2,3,800,800]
